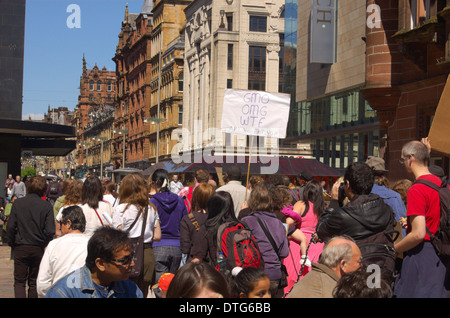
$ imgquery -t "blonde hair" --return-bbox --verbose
[390,179,412,206]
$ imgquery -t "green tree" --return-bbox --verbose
[21,166,36,179]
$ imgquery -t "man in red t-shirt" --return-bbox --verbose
[394,140,449,298]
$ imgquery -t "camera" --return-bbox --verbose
[338,182,346,207]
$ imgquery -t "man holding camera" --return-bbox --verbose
[316,162,397,283]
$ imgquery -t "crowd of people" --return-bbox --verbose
[0,138,449,299]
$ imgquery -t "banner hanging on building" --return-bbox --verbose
[310,0,337,64]
[221,89,291,139]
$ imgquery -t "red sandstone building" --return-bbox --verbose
[362,0,450,180]
[113,4,153,169]
[73,55,116,168]
[289,1,449,181]
[112,1,189,169]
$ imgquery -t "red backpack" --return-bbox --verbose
[215,221,263,274]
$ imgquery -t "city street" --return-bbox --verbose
[0,244,14,298]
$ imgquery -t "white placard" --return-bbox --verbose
[221,89,290,139]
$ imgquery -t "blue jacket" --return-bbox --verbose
[371,184,406,236]
[45,265,143,298]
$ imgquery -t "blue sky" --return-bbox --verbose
[22,0,144,119]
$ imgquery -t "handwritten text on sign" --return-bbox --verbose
[221,89,290,139]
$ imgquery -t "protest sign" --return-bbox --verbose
[221,89,291,139]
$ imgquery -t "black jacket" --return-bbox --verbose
[316,194,395,242]
[6,193,55,248]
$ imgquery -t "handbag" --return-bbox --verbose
[126,205,148,279]
[0,208,7,223]
[254,216,288,288]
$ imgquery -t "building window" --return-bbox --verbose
[89,81,94,91]
[227,44,233,70]
[227,79,233,88]
[248,46,266,91]
[227,14,233,31]
[107,81,112,92]
[249,15,267,32]
[248,79,265,91]
[249,46,266,72]
[178,73,183,92]
[178,105,183,125]
[409,0,431,29]
[97,81,101,91]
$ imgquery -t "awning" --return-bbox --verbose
[0,118,76,157]
[141,156,340,177]
[142,161,193,176]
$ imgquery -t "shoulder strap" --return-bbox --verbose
[413,178,443,238]
[414,178,441,191]
[253,216,281,261]
[188,212,200,231]
[140,205,148,236]
[93,209,104,227]
[291,189,300,201]
[183,188,193,211]
[127,205,148,235]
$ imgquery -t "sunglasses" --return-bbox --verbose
[399,154,414,165]
[110,251,135,266]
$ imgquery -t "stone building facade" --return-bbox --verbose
[73,55,116,173]
[182,0,287,157]
[148,0,191,163]
[113,0,189,168]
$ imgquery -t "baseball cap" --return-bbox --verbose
[365,156,388,173]
[158,273,175,291]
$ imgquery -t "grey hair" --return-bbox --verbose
[402,140,429,166]
[319,236,356,269]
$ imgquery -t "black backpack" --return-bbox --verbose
[49,182,59,196]
[413,179,450,260]
[356,230,397,282]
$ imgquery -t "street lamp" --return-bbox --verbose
[81,142,90,168]
[114,127,129,168]
[93,137,107,179]
[144,116,166,163]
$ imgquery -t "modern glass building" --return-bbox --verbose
[281,1,380,171]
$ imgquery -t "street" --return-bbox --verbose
[0,244,14,298]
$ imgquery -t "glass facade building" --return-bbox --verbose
[280,0,380,171]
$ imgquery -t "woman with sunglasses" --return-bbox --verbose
[112,173,161,297]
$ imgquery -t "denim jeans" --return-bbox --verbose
[154,245,182,283]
